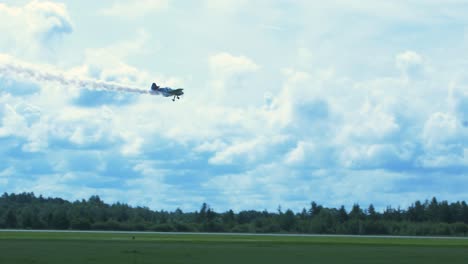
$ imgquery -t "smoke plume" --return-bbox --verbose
[0,56,150,95]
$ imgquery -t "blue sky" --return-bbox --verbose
[0,0,467,212]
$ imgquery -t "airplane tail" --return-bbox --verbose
[151,83,160,91]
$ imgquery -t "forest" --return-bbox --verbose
[1,192,467,236]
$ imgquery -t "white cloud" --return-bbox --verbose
[133,161,166,180]
[121,136,144,156]
[22,117,49,152]
[101,0,169,18]
[285,141,311,165]
[298,1,468,26]
[81,30,155,85]
[210,52,259,77]
[0,1,72,56]
[202,163,296,211]
[46,107,120,148]
[338,101,400,143]
[209,136,288,165]
[396,50,425,79]
[4,44,465,210]
[339,144,414,170]
[419,111,468,168]
[419,149,468,168]
[0,104,29,138]
[308,169,417,210]
[450,85,468,126]
[422,112,460,149]
[2,1,468,212]
[204,0,248,12]
[194,139,227,153]
[0,167,14,178]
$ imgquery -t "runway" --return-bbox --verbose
[1,229,466,240]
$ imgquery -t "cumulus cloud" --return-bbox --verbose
[209,136,288,165]
[0,51,162,156]
[0,1,72,56]
[210,52,259,77]
[450,86,468,126]
[202,163,297,211]
[0,104,29,138]
[3,46,465,210]
[80,30,155,85]
[101,0,169,18]
[338,101,400,143]
[285,141,315,165]
[419,111,468,169]
[340,144,415,170]
[208,52,260,103]
[0,167,14,185]
[120,134,144,156]
[418,150,468,169]
[422,112,459,149]
[265,50,466,175]
[396,50,425,79]
[2,1,468,212]
[194,139,227,153]
[204,0,248,12]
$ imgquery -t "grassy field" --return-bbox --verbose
[1,231,467,264]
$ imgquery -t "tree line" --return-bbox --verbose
[1,192,467,236]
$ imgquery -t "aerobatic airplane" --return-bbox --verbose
[150,83,184,101]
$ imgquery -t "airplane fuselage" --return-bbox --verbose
[150,83,184,101]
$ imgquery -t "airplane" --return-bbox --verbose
[150,83,184,101]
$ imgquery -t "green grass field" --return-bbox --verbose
[1,231,467,264]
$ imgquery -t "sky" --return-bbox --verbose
[0,0,467,213]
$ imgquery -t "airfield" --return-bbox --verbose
[1,230,467,264]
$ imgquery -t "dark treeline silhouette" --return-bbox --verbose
[1,192,467,236]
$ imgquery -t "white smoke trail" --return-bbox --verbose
[0,56,151,95]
